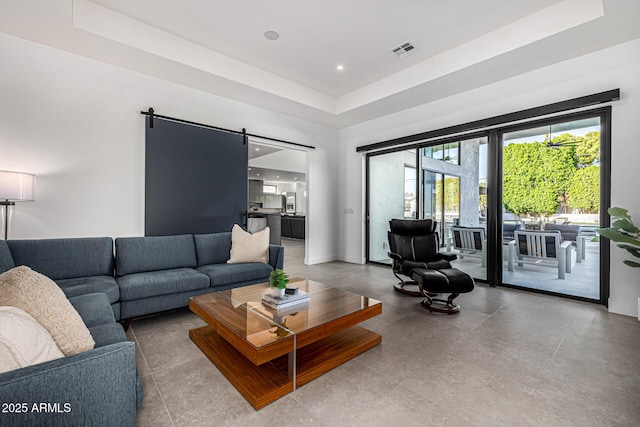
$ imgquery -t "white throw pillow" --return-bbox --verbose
[0,306,64,373]
[0,266,95,356]
[227,224,270,264]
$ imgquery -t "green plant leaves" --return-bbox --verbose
[598,206,640,268]
[598,228,640,245]
[623,260,640,268]
[269,269,289,289]
[608,207,629,218]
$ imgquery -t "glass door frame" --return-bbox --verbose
[493,107,611,304]
[365,107,610,306]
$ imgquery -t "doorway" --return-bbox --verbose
[248,140,308,261]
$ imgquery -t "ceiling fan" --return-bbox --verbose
[543,133,580,149]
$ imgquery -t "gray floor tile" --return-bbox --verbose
[132,238,640,426]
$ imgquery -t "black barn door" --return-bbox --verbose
[145,117,247,236]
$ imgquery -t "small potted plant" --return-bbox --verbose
[269,269,289,298]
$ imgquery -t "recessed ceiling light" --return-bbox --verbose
[255,147,260,151]
[336,64,344,71]
[264,30,280,41]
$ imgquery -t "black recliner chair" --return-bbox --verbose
[388,219,474,314]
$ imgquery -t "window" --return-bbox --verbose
[423,142,460,164]
[263,185,277,194]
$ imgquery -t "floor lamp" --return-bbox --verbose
[0,171,36,240]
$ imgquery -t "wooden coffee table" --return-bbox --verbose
[189,278,382,409]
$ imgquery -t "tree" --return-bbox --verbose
[568,166,600,213]
[576,131,600,166]
[503,142,577,217]
[551,131,600,167]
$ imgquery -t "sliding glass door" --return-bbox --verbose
[365,106,610,305]
[367,149,417,263]
[501,115,603,299]
[367,138,488,284]
[420,138,488,281]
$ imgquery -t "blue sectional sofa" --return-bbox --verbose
[115,232,283,320]
[5,237,121,319]
[0,231,284,427]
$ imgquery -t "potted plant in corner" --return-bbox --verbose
[597,206,640,319]
[269,269,289,298]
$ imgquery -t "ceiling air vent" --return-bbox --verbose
[391,41,415,58]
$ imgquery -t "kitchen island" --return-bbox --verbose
[247,211,282,245]
[281,215,305,240]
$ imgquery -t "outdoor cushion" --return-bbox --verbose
[0,266,95,356]
[115,235,197,276]
[194,232,232,266]
[57,276,120,304]
[544,223,581,243]
[198,263,273,288]
[6,238,114,280]
[117,268,209,301]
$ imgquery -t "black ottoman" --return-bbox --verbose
[411,267,474,314]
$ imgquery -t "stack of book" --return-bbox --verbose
[262,289,310,312]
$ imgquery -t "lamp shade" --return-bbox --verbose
[0,171,36,201]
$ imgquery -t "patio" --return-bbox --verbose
[450,240,600,300]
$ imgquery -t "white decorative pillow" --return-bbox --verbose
[227,224,270,264]
[0,306,64,373]
[0,266,95,356]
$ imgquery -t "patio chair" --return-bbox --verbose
[451,226,486,267]
[503,220,523,244]
[543,223,585,262]
[507,230,572,279]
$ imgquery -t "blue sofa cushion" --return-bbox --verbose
[115,235,197,276]
[117,268,209,301]
[6,238,114,280]
[69,293,116,328]
[57,276,120,304]
[88,323,127,348]
[193,232,232,266]
[0,240,14,274]
[197,263,273,288]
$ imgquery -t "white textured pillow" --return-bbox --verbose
[0,266,95,356]
[227,224,270,264]
[0,306,64,373]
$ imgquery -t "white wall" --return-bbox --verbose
[295,182,307,216]
[248,148,307,174]
[339,38,640,317]
[0,32,339,264]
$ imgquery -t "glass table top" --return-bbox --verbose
[190,279,382,349]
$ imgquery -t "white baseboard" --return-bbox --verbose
[608,296,640,319]
[304,254,338,265]
[339,255,366,265]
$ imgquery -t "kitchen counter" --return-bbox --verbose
[247,213,281,245]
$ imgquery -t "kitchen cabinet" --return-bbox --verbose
[281,216,305,239]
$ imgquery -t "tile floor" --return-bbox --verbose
[131,238,640,426]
